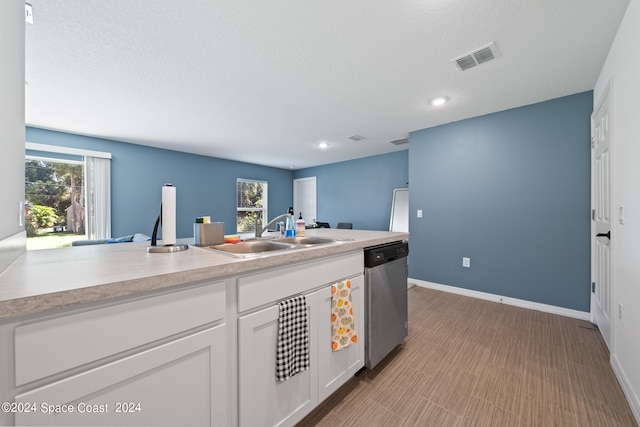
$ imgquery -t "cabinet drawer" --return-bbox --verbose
[237,251,363,312]
[15,281,226,386]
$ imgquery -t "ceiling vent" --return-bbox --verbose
[389,138,408,146]
[452,42,500,72]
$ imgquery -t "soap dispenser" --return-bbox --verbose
[285,206,296,237]
[296,213,305,237]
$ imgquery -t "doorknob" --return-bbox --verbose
[596,231,611,239]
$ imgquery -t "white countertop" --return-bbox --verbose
[0,229,408,321]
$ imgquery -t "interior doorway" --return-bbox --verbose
[293,177,317,225]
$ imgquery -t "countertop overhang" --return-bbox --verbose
[0,229,408,321]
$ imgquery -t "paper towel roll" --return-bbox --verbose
[162,184,177,245]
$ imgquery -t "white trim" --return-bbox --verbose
[409,278,590,321]
[611,354,640,425]
[25,155,83,165]
[26,142,112,159]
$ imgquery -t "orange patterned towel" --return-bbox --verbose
[331,280,358,351]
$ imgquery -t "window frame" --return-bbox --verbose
[236,178,268,234]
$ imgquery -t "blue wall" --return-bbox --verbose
[26,91,591,311]
[294,150,408,230]
[26,127,294,238]
[408,92,593,311]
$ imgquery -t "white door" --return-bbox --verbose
[293,177,317,224]
[591,83,612,350]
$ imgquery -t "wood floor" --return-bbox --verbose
[299,286,637,426]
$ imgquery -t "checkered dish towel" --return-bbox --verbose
[276,295,310,382]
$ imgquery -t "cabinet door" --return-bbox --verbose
[238,292,318,427]
[14,281,226,386]
[14,325,226,427]
[317,275,365,403]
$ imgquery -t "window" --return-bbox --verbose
[25,157,86,249]
[237,179,267,234]
[25,143,111,250]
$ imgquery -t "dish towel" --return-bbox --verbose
[276,295,310,382]
[331,280,358,351]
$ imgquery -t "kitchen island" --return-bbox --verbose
[0,228,408,427]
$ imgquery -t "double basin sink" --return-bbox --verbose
[207,236,347,258]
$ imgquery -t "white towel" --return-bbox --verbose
[276,295,309,382]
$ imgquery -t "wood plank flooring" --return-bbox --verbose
[298,286,637,426]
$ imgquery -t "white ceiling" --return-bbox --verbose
[25,1,629,169]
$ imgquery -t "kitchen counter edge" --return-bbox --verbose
[0,229,408,321]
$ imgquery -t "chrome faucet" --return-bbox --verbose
[255,213,292,238]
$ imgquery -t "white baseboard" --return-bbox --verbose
[611,354,640,425]
[409,278,590,321]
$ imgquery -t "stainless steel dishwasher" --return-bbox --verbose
[364,241,409,369]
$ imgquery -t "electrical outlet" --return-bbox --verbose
[619,303,623,322]
[462,257,470,268]
[417,209,423,218]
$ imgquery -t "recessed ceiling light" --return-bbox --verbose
[430,97,448,106]
[318,142,328,149]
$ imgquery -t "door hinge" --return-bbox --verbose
[592,209,596,221]
[592,282,596,293]
[591,136,596,148]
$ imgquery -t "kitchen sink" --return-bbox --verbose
[206,236,351,257]
[272,236,339,246]
[208,240,295,257]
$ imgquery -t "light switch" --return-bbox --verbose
[619,206,625,224]
[417,209,423,218]
[25,3,33,24]
[462,257,470,268]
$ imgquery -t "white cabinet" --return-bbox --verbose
[1,248,373,427]
[14,325,226,427]
[237,252,365,427]
[5,281,228,427]
[238,292,318,427]
[317,275,365,403]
